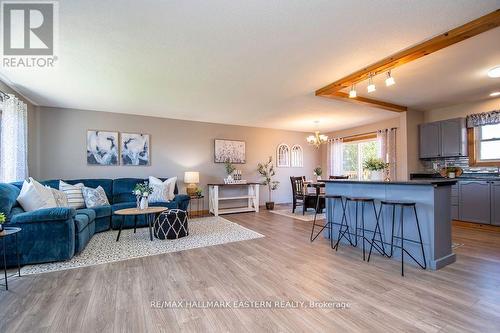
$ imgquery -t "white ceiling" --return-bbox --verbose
[1,0,500,132]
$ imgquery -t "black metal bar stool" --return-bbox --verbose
[311,194,342,249]
[368,200,426,276]
[335,197,384,261]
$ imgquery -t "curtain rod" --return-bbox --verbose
[329,127,398,141]
[0,90,10,101]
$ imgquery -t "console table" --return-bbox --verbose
[208,183,260,216]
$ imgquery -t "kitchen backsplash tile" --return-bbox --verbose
[421,157,499,173]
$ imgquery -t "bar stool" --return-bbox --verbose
[335,197,384,261]
[311,193,343,249]
[368,200,426,276]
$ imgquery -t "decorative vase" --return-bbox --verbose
[371,170,384,181]
[316,175,321,181]
[140,196,149,210]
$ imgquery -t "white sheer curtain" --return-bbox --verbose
[0,94,28,182]
[327,138,343,177]
[377,128,397,181]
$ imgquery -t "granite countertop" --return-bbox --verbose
[411,172,500,181]
[320,179,458,186]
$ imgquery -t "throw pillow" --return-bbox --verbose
[59,180,85,209]
[29,177,57,208]
[148,176,177,202]
[81,186,110,208]
[50,188,69,207]
[17,180,47,212]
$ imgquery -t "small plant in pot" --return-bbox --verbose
[363,157,388,181]
[258,156,280,210]
[0,212,5,232]
[313,166,323,181]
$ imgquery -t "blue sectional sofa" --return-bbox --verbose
[0,178,190,266]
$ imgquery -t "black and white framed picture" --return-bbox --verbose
[214,139,246,164]
[86,130,119,166]
[121,133,150,166]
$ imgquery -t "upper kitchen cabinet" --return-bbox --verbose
[419,118,468,159]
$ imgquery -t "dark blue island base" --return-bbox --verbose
[322,179,457,270]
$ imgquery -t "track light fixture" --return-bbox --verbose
[367,75,376,93]
[349,85,357,98]
[385,71,395,86]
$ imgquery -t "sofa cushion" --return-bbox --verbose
[75,208,96,222]
[0,183,21,215]
[91,205,112,218]
[74,213,91,233]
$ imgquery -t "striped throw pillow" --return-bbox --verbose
[59,180,85,209]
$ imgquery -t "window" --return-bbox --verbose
[290,145,303,167]
[476,123,500,161]
[276,143,290,167]
[342,138,380,180]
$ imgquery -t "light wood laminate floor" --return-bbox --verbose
[1,205,499,332]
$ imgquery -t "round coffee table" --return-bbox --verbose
[114,207,168,241]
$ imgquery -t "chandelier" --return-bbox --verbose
[306,131,328,148]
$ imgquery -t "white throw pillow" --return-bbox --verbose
[50,188,69,207]
[148,176,177,202]
[17,180,47,212]
[29,177,57,208]
[59,180,85,209]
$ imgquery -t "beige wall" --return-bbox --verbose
[424,97,500,122]
[0,80,39,179]
[35,106,320,205]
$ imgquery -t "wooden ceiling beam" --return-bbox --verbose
[325,92,407,113]
[316,9,500,97]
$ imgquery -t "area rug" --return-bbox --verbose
[21,216,264,275]
[269,209,325,222]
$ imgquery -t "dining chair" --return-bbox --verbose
[290,176,320,215]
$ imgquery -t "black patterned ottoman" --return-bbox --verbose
[154,209,189,240]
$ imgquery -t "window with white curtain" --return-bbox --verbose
[0,94,28,182]
[290,144,303,167]
[276,143,290,167]
[342,138,380,180]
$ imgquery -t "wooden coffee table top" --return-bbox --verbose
[114,207,168,216]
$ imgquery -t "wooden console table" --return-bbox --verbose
[208,183,260,216]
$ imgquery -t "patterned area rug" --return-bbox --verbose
[21,216,264,275]
[269,209,325,221]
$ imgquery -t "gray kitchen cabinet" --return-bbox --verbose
[451,184,459,220]
[419,118,467,159]
[491,182,500,226]
[440,118,467,157]
[419,122,441,158]
[459,181,491,224]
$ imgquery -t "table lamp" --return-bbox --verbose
[184,171,199,196]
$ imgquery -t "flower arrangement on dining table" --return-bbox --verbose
[133,182,154,209]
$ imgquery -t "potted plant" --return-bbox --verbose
[363,157,387,181]
[446,167,457,179]
[258,156,280,210]
[0,212,5,232]
[133,182,154,209]
[313,166,323,181]
[224,159,236,183]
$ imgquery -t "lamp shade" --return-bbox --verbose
[184,171,199,184]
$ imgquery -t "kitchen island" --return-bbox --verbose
[322,179,457,270]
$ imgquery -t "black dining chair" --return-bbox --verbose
[290,176,318,215]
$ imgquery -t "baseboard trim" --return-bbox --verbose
[453,220,500,232]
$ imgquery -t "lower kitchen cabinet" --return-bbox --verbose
[492,182,500,226]
[459,181,491,224]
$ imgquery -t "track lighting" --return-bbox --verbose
[385,71,395,86]
[349,85,357,98]
[367,75,375,93]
